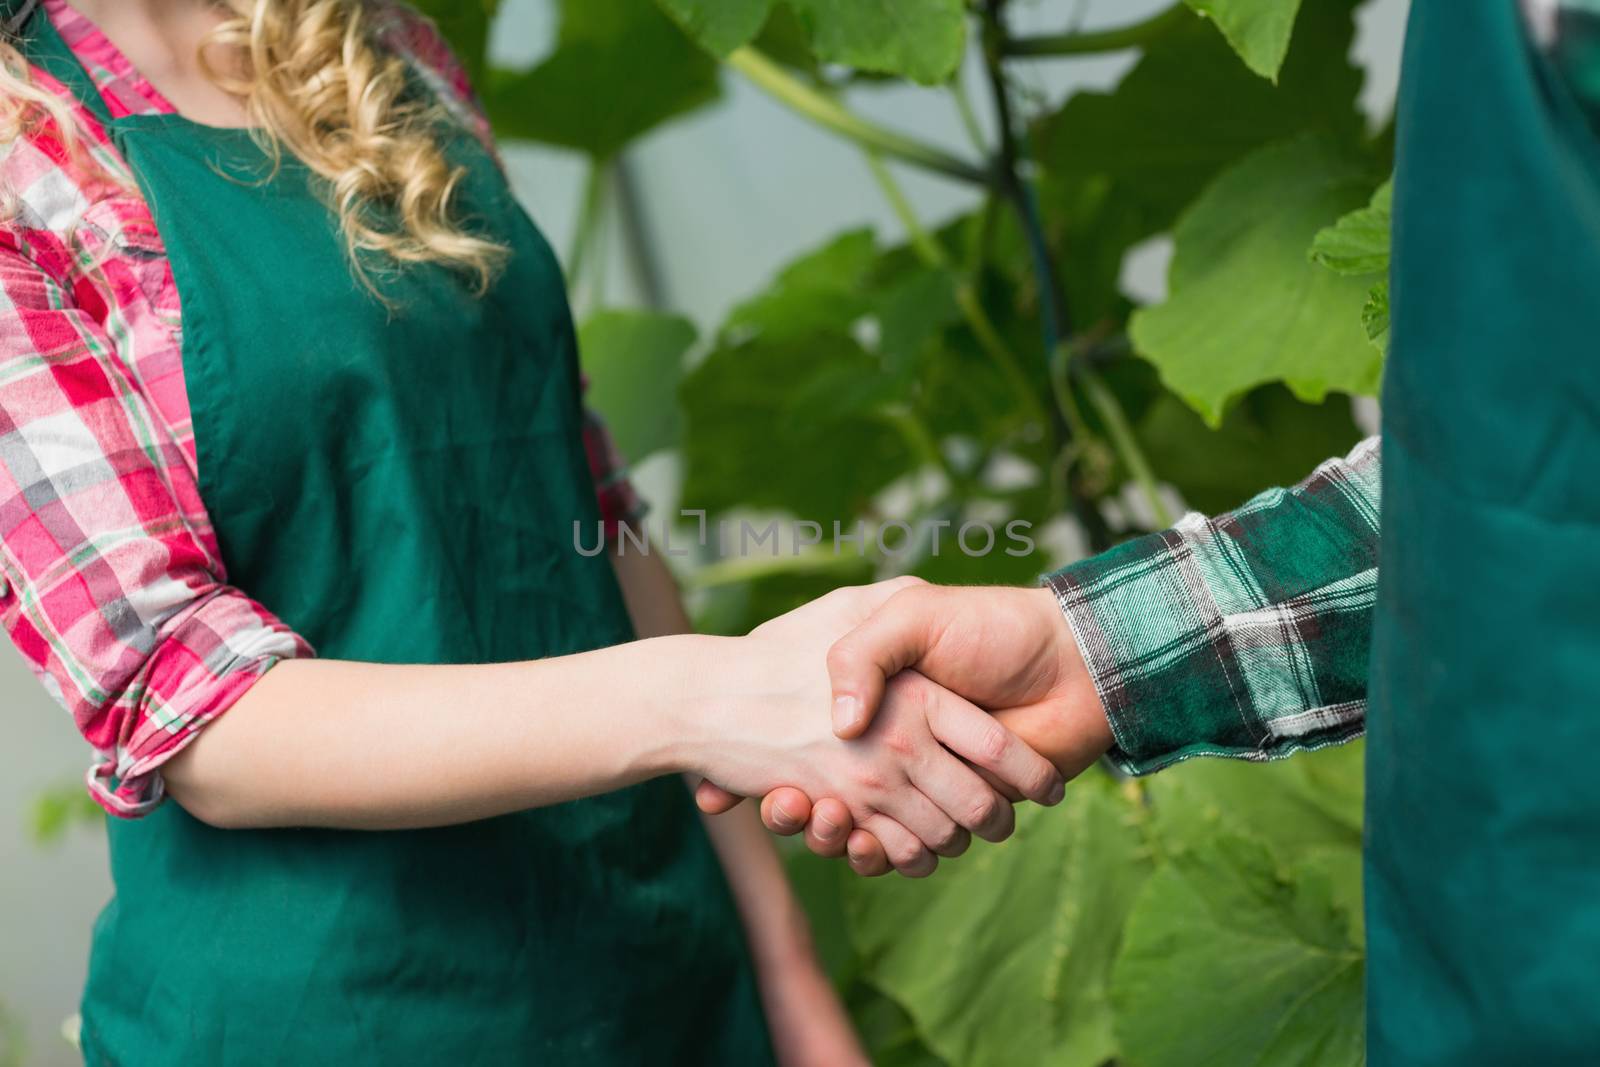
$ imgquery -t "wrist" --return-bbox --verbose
[636,633,741,779]
[996,586,1115,778]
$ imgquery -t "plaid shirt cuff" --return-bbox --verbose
[1045,437,1381,776]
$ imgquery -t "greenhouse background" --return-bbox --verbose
[3,0,1406,1062]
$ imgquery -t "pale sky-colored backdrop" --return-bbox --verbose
[1,2,1406,1060]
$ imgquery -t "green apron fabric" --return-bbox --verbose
[6,8,773,1064]
[1369,1,1600,1061]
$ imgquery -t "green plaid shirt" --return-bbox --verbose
[1046,437,1380,776]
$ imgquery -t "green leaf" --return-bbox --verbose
[29,781,103,845]
[653,0,773,56]
[1310,177,1392,276]
[1185,0,1306,81]
[577,310,696,461]
[1362,279,1390,352]
[1035,1,1364,235]
[1129,134,1384,424]
[846,777,1153,1067]
[1143,742,1365,863]
[1110,832,1365,1067]
[680,233,913,522]
[846,984,952,1067]
[1310,177,1392,355]
[784,0,968,84]
[1138,384,1365,514]
[875,266,961,376]
[724,229,879,342]
[680,330,913,520]
[751,5,824,76]
[487,0,720,158]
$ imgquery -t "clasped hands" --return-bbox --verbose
[689,577,1114,878]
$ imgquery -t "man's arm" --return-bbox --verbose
[1047,434,1379,773]
[716,436,1382,874]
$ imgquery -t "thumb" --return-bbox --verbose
[826,585,939,739]
[693,778,744,815]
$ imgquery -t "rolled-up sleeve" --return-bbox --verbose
[1045,435,1381,775]
[0,244,311,817]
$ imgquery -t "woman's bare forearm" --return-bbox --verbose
[163,633,713,830]
[611,545,865,1059]
[162,561,1060,852]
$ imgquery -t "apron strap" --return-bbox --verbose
[2,0,115,125]
[2,0,39,36]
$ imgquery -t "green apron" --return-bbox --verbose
[1370,1,1600,1061]
[6,7,772,1064]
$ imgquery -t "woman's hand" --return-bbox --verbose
[678,579,1066,876]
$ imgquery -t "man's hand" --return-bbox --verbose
[698,581,1114,876]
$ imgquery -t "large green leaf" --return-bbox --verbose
[723,229,879,342]
[1185,0,1306,81]
[1110,832,1365,1067]
[680,330,913,520]
[1129,134,1384,424]
[846,777,1153,1067]
[1035,1,1364,236]
[786,850,951,1066]
[487,0,720,158]
[681,233,913,520]
[653,0,966,82]
[653,0,773,56]
[1138,384,1365,514]
[1144,742,1365,864]
[785,0,968,84]
[578,310,696,461]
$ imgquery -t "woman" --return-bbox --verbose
[0,1,1067,1063]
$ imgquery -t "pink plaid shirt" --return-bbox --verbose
[0,0,642,818]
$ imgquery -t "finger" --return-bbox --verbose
[694,779,745,815]
[973,764,1026,804]
[759,788,813,836]
[926,688,1066,807]
[908,745,1016,844]
[862,814,938,878]
[868,782,971,858]
[827,585,940,739]
[845,829,891,877]
[805,797,854,858]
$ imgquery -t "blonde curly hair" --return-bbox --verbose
[0,0,508,293]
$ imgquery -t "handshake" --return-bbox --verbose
[681,577,1115,878]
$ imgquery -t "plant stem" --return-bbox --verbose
[978,1,1117,549]
[1005,2,1189,57]
[613,155,667,310]
[728,48,994,188]
[863,152,949,268]
[949,77,988,156]
[1082,370,1175,528]
[568,160,608,304]
[863,152,1047,428]
[886,407,964,499]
